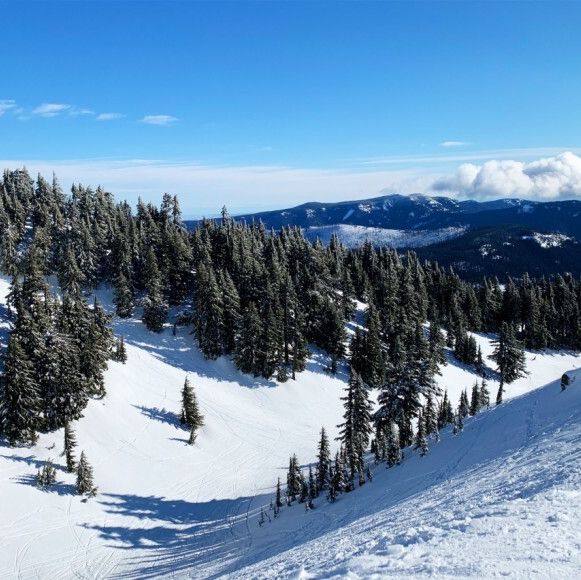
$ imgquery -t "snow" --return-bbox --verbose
[1,274,580,579]
[233,367,581,579]
[341,208,354,221]
[522,232,572,248]
[357,203,373,214]
[306,225,466,249]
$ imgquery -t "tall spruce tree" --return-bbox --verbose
[63,421,77,473]
[490,323,527,405]
[76,451,97,497]
[316,427,331,492]
[0,334,42,446]
[337,370,373,477]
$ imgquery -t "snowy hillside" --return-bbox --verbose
[304,224,466,249]
[234,367,581,579]
[1,274,580,579]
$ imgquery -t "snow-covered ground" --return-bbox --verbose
[0,275,580,579]
[305,224,466,248]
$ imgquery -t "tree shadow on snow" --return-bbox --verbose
[111,315,347,390]
[82,491,274,579]
[14,473,76,495]
[132,405,184,430]
[0,453,69,473]
[443,349,498,382]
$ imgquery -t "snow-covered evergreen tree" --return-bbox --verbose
[76,451,97,497]
[337,369,373,477]
[63,421,77,473]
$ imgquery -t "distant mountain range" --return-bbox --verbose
[222,193,581,238]
[186,193,581,279]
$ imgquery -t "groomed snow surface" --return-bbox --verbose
[0,275,580,579]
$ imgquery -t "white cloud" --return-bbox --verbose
[32,103,71,117]
[0,99,17,116]
[440,140,468,148]
[432,151,581,200]
[140,114,178,126]
[96,113,124,121]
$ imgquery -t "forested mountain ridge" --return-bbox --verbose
[187,193,581,239]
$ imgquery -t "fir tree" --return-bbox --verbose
[490,323,527,396]
[458,389,470,418]
[36,459,57,487]
[414,411,429,456]
[337,369,373,477]
[0,334,41,446]
[307,466,317,509]
[275,477,283,509]
[386,423,402,467]
[316,427,331,492]
[479,379,490,408]
[469,381,481,416]
[113,271,134,318]
[475,345,485,377]
[437,390,454,429]
[63,421,77,473]
[76,451,97,497]
[286,454,302,502]
[180,376,204,433]
[424,394,439,440]
[142,247,168,333]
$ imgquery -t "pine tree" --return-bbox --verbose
[424,394,439,440]
[286,454,302,502]
[275,477,283,509]
[142,247,168,333]
[76,451,97,497]
[428,321,447,373]
[458,389,470,418]
[180,376,204,435]
[475,345,485,377]
[337,369,373,477]
[469,381,481,416]
[316,427,331,491]
[479,379,490,408]
[386,423,402,467]
[113,271,134,318]
[112,336,127,363]
[437,390,454,429]
[233,302,262,375]
[193,261,224,359]
[360,302,384,388]
[299,475,309,504]
[307,466,317,509]
[415,411,429,456]
[36,459,57,487]
[0,334,42,446]
[490,323,527,395]
[63,421,77,473]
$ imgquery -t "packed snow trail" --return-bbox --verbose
[0,274,580,579]
[231,370,581,579]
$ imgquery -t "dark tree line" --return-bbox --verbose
[1,168,580,448]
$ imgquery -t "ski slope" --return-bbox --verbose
[0,274,580,579]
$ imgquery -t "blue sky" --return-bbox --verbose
[1,1,581,216]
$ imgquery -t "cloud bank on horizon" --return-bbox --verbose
[432,151,581,201]
[1,151,581,216]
